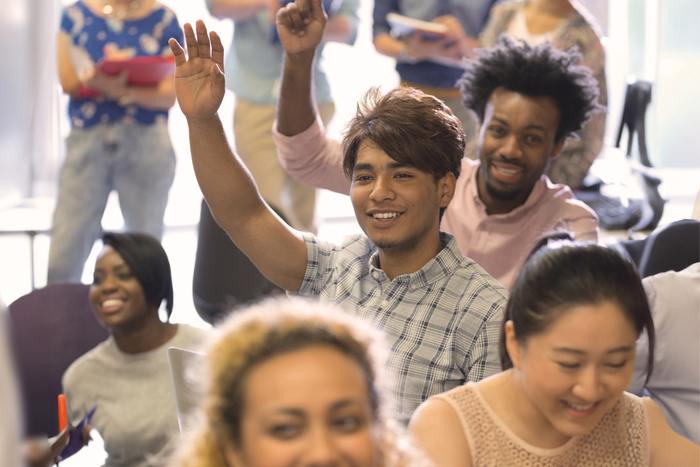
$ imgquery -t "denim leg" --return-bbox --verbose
[47,126,114,284]
[113,121,176,240]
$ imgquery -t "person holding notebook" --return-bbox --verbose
[49,0,182,284]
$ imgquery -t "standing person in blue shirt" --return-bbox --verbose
[49,0,181,284]
[206,0,359,233]
[168,18,507,424]
[373,0,497,155]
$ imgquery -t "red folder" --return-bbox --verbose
[74,56,175,99]
[98,56,176,86]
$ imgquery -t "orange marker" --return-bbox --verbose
[58,394,68,431]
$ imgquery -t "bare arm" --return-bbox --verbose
[273,0,351,194]
[646,397,700,466]
[408,397,472,467]
[170,20,308,292]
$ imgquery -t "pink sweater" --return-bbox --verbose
[273,117,598,290]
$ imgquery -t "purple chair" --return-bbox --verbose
[7,283,109,437]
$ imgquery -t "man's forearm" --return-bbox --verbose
[277,51,317,136]
[187,114,266,232]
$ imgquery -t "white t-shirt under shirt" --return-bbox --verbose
[62,324,207,467]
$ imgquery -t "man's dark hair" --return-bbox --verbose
[342,86,465,181]
[459,35,602,142]
[342,87,465,220]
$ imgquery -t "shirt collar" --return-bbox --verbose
[368,232,465,289]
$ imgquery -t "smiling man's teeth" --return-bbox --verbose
[495,166,522,176]
[373,212,399,219]
[102,299,124,308]
[565,401,595,411]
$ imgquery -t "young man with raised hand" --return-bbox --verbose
[273,0,601,291]
[169,18,507,425]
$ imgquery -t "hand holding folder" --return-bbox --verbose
[75,56,176,99]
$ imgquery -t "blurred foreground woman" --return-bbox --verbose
[169,298,429,467]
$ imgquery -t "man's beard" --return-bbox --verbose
[485,179,521,201]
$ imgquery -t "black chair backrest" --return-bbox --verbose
[7,283,109,437]
[638,219,700,278]
[192,200,284,325]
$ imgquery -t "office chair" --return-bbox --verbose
[7,283,109,437]
[192,200,285,325]
[578,76,666,231]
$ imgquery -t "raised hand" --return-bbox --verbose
[168,20,226,121]
[276,0,327,55]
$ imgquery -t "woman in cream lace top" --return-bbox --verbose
[409,233,700,466]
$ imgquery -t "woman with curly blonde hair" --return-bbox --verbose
[169,298,429,467]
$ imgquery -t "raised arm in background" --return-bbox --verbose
[169,21,308,292]
[273,0,350,194]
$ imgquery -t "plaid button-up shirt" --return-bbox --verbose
[298,232,508,424]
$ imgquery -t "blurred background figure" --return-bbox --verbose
[373,0,498,153]
[48,0,182,284]
[205,0,361,233]
[169,297,429,467]
[479,0,607,190]
[629,263,700,444]
[62,232,207,467]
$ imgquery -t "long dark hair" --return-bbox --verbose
[102,232,174,320]
[499,232,655,383]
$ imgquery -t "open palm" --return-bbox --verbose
[169,20,226,120]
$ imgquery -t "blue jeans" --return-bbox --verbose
[47,120,176,284]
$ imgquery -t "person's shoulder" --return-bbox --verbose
[539,177,597,217]
[567,3,604,39]
[174,324,209,347]
[63,339,112,386]
[450,253,509,306]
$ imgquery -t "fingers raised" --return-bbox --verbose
[310,0,326,19]
[184,22,199,59]
[284,3,307,34]
[169,37,186,66]
[210,31,225,73]
[295,0,312,24]
[196,20,212,58]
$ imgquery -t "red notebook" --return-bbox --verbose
[75,56,175,99]
[99,56,176,85]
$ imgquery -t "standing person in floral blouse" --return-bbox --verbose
[49,0,181,284]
